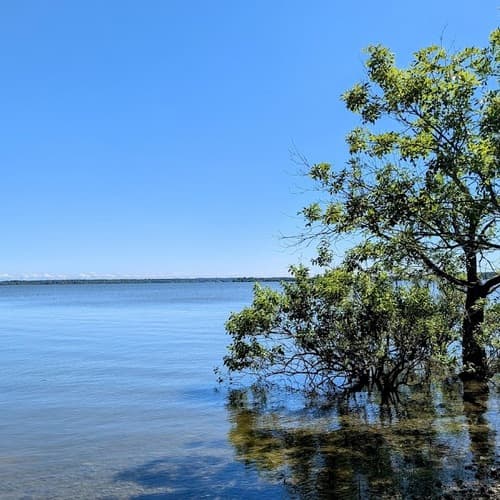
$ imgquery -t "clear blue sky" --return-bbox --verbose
[0,1,498,278]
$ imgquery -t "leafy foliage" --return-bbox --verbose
[224,31,499,394]
[302,30,500,377]
[225,266,461,396]
[304,31,499,284]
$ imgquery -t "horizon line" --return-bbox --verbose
[0,276,294,285]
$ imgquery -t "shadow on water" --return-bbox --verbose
[114,380,499,499]
[114,453,285,499]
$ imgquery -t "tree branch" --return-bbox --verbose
[483,273,500,294]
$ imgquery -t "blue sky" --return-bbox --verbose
[0,1,498,278]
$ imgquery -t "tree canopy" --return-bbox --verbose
[225,266,464,397]
[224,30,499,395]
[303,29,499,378]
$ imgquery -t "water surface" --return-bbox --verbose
[0,283,498,498]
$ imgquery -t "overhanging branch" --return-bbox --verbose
[484,273,500,294]
[414,250,468,288]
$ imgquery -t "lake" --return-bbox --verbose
[0,282,498,499]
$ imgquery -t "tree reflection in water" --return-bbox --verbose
[226,381,499,498]
[462,382,498,484]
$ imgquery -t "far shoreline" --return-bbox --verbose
[0,277,294,286]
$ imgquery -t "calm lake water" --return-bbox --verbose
[0,282,498,499]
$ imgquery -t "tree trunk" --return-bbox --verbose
[461,248,488,380]
[461,284,488,380]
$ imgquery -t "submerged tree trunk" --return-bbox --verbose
[462,285,488,379]
[461,248,488,380]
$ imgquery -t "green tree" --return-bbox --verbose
[303,30,499,379]
[225,266,462,397]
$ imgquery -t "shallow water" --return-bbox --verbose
[0,282,498,498]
